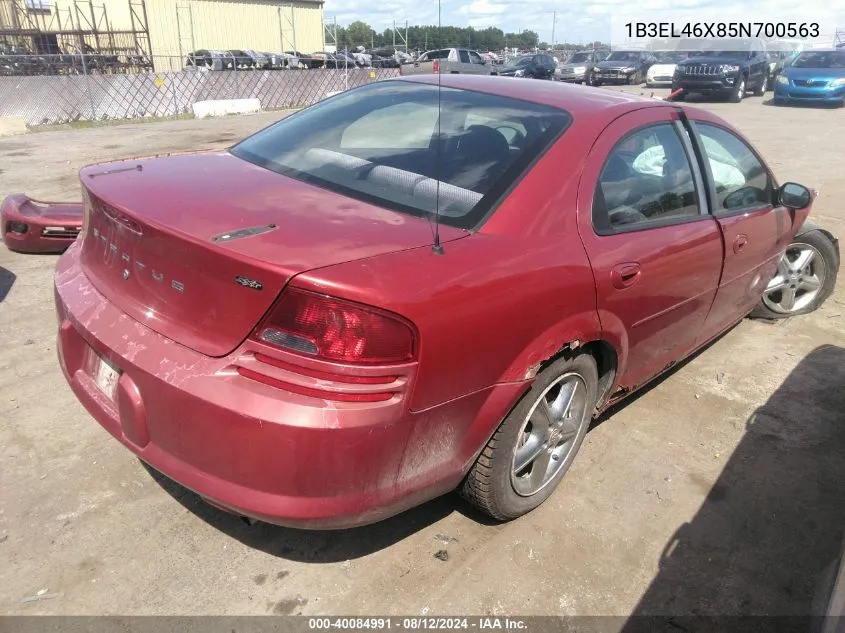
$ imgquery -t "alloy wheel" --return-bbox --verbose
[511,372,590,497]
[762,244,827,314]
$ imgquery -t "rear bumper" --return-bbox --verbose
[1,194,82,254]
[54,242,526,529]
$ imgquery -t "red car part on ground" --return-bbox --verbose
[53,76,826,529]
[1,195,83,254]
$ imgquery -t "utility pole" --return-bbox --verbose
[551,10,556,50]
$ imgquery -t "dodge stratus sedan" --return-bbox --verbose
[53,75,839,528]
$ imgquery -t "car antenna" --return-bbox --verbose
[431,0,445,255]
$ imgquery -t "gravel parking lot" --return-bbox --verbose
[1,86,843,619]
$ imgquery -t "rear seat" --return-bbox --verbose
[365,165,482,216]
[412,178,483,216]
[304,147,372,170]
[366,165,426,194]
[305,149,482,217]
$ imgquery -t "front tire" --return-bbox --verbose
[461,353,598,521]
[730,76,747,103]
[753,74,767,96]
[751,229,839,319]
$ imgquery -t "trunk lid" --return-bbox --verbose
[78,151,463,357]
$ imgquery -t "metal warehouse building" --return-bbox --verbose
[0,0,326,71]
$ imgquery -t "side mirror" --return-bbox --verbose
[778,182,812,209]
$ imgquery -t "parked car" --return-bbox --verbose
[369,54,400,69]
[286,51,319,69]
[593,49,655,86]
[372,47,415,66]
[646,51,697,88]
[774,49,845,107]
[0,44,52,75]
[317,51,356,69]
[243,50,271,69]
[52,76,838,529]
[338,50,365,67]
[261,52,286,69]
[400,47,491,75]
[766,40,804,90]
[185,49,231,71]
[556,49,609,84]
[672,39,770,102]
[493,53,556,79]
[1,195,82,254]
[227,50,254,69]
[348,49,372,66]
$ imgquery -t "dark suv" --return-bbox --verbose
[494,53,557,79]
[557,49,609,84]
[593,49,656,86]
[672,39,770,102]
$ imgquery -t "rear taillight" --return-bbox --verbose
[433,59,440,73]
[252,288,416,365]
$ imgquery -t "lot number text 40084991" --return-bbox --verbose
[308,618,528,631]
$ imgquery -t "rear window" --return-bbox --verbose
[230,80,571,230]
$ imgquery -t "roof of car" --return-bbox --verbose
[395,74,664,116]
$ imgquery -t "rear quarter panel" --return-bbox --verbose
[291,117,606,413]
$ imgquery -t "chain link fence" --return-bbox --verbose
[0,55,400,126]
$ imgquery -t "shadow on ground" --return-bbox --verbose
[0,266,15,303]
[620,344,845,632]
[143,460,500,563]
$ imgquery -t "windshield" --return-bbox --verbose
[791,51,845,68]
[505,56,531,67]
[230,81,571,230]
[696,50,749,58]
[653,51,689,63]
[568,52,591,63]
[606,51,638,61]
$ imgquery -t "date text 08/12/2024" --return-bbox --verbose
[308,619,528,630]
[624,22,821,39]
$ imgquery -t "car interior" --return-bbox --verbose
[286,105,553,218]
[595,126,700,230]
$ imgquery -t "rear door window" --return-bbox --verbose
[459,50,471,63]
[593,124,701,233]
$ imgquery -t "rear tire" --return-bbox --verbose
[460,353,598,521]
[751,229,839,319]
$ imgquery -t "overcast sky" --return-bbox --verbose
[323,0,844,48]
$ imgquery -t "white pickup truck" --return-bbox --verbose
[401,48,493,75]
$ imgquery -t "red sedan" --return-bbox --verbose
[53,76,839,528]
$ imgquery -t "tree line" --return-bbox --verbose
[332,21,606,52]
